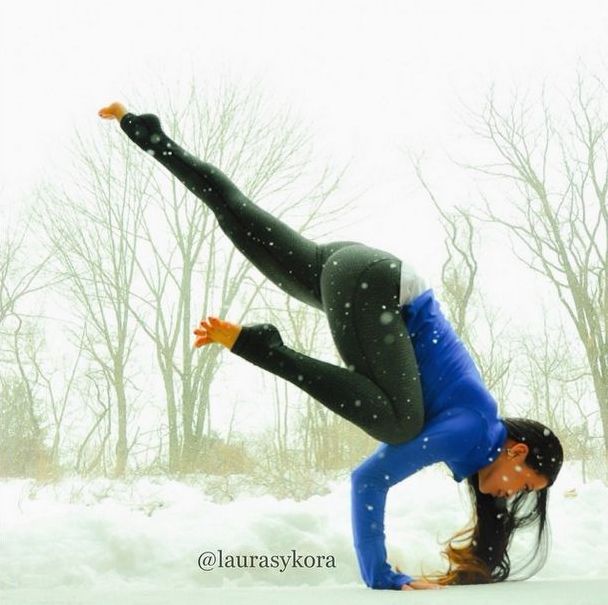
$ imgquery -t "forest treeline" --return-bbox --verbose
[1,75,606,496]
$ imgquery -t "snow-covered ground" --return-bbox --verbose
[1,462,607,604]
[4,581,608,605]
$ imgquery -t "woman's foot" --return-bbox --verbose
[193,316,243,350]
[98,101,128,121]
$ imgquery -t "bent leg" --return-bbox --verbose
[231,246,425,445]
[231,323,418,445]
[319,243,425,440]
[120,112,357,310]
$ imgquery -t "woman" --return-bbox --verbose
[98,102,564,590]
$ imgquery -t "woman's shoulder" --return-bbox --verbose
[423,404,487,442]
[442,374,507,455]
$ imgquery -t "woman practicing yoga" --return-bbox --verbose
[99,101,564,590]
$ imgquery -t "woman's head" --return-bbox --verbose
[423,417,564,585]
[477,418,562,498]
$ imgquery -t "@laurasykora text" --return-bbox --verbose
[197,549,337,572]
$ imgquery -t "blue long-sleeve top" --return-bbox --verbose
[351,288,508,590]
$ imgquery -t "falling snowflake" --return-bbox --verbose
[380,311,394,325]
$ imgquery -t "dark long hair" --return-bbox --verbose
[421,417,564,585]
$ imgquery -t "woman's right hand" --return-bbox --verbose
[401,579,446,590]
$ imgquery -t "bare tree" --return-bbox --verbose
[516,314,601,479]
[35,130,148,477]
[412,159,514,404]
[7,316,84,472]
[124,79,352,473]
[26,78,359,477]
[75,365,113,475]
[459,73,608,463]
[0,229,49,329]
[0,221,59,478]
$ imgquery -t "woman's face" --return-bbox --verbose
[478,438,549,499]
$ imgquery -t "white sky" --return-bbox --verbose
[2,0,607,299]
[1,0,606,435]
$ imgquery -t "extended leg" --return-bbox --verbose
[119,112,357,310]
[116,110,424,445]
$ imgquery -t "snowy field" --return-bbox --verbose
[4,581,608,605]
[1,462,607,604]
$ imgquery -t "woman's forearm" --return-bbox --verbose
[351,471,413,589]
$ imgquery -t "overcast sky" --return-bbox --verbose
[1,0,606,433]
[2,0,607,302]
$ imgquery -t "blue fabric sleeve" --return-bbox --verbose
[350,406,485,590]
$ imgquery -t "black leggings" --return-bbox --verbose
[120,112,424,445]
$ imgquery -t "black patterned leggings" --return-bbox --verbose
[120,112,424,445]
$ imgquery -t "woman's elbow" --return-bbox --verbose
[351,468,384,491]
[350,469,371,492]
